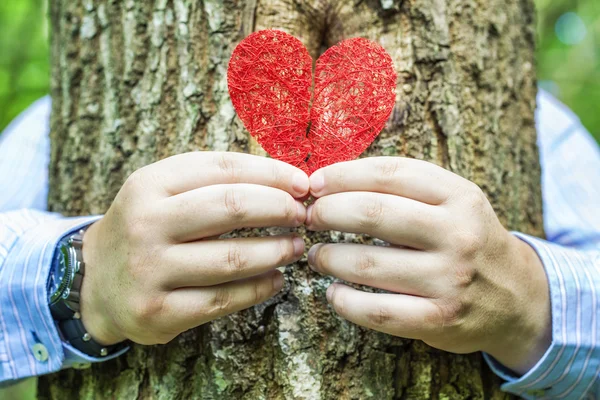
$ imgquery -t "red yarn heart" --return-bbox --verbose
[227,29,396,174]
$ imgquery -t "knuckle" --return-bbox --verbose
[314,244,331,271]
[253,280,267,304]
[311,200,327,226]
[210,288,233,314]
[331,167,346,190]
[330,289,345,316]
[276,238,295,266]
[355,251,376,279]
[270,162,286,189]
[217,153,241,182]
[118,196,160,245]
[367,305,394,327]
[452,263,478,289]
[374,158,401,186]
[283,195,297,222]
[414,210,437,234]
[123,168,146,194]
[462,183,487,209]
[130,295,165,326]
[357,197,385,230]
[453,231,481,259]
[226,243,249,274]
[428,299,464,334]
[223,187,247,221]
[124,166,163,195]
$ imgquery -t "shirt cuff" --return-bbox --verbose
[1,213,95,381]
[0,212,126,383]
[484,233,600,399]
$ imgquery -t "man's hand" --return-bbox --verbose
[80,152,308,347]
[306,157,551,375]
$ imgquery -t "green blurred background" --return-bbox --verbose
[0,1,599,142]
[0,0,598,398]
[0,1,49,134]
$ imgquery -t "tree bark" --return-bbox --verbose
[40,0,541,398]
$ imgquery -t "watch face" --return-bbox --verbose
[48,244,70,304]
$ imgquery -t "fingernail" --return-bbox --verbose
[305,204,313,227]
[292,236,305,257]
[307,244,322,269]
[293,172,309,196]
[310,171,325,195]
[296,201,306,225]
[273,272,284,292]
[326,283,336,302]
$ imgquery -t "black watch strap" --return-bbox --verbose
[59,314,127,357]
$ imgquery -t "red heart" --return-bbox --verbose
[227,29,396,174]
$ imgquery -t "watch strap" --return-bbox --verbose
[50,299,77,320]
[59,314,127,358]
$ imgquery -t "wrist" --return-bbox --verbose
[80,220,125,346]
[485,234,551,375]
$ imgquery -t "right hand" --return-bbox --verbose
[79,152,309,346]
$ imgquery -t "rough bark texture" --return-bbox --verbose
[40,0,542,398]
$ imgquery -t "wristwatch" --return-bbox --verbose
[48,229,124,357]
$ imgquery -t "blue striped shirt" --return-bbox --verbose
[0,93,598,398]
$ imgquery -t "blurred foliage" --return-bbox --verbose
[0,0,48,133]
[537,0,600,142]
[0,0,598,142]
[0,378,36,400]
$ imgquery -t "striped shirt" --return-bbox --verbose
[0,93,599,398]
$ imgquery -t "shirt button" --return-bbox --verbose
[32,343,49,362]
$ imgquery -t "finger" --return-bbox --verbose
[163,270,283,332]
[306,192,445,249]
[309,157,465,204]
[326,283,440,340]
[143,151,310,198]
[308,243,440,296]
[162,235,305,288]
[161,183,307,241]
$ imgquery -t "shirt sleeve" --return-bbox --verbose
[0,100,128,384]
[0,210,128,385]
[0,96,51,212]
[484,235,600,399]
[483,91,600,398]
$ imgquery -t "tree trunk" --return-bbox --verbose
[40,0,542,398]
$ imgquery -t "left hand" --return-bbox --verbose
[306,157,551,375]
